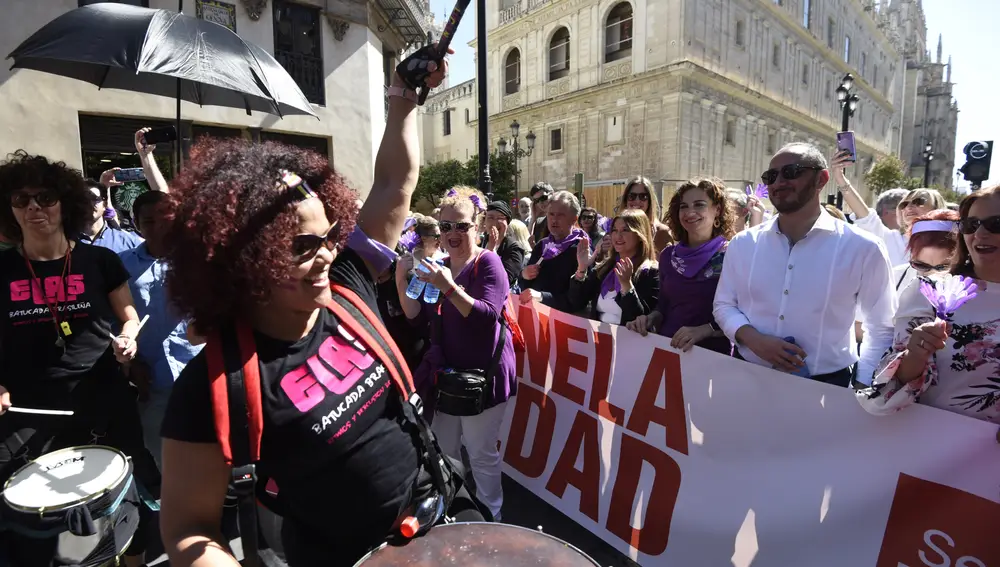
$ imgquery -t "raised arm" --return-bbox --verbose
[356,47,449,257]
[136,128,169,194]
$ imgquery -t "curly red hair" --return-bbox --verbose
[164,138,357,334]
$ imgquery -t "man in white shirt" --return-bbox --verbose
[713,143,897,386]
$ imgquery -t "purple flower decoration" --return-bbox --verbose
[919,275,979,321]
[744,184,753,196]
[754,183,769,199]
[398,230,421,252]
[447,188,459,197]
[599,215,613,233]
[541,241,562,260]
[469,194,485,212]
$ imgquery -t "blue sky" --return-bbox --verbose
[432,0,995,188]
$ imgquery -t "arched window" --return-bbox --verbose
[505,48,521,95]
[549,27,571,81]
[605,3,633,62]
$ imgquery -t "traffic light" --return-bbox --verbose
[959,141,993,187]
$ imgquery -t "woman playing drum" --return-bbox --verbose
[0,151,153,566]
[158,47,485,567]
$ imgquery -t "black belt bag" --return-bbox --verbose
[434,317,507,417]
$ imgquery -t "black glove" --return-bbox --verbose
[395,44,443,105]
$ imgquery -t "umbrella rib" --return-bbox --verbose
[98,65,111,90]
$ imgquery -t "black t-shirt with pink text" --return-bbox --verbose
[161,249,421,565]
[0,243,129,407]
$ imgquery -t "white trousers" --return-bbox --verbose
[432,401,508,520]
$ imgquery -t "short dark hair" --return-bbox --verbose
[0,150,94,242]
[85,178,108,201]
[131,190,167,223]
[530,182,553,198]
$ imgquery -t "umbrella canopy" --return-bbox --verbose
[7,3,316,118]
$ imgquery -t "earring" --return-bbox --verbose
[713,218,721,228]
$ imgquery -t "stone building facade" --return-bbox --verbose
[419,79,479,164]
[885,0,958,189]
[0,0,432,197]
[481,0,904,201]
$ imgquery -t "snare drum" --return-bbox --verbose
[353,522,602,567]
[1,445,139,566]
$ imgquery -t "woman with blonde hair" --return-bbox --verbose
[568,209,659,325]
[397,185,515,522]
[628,177,736,354]
[832,150,946,265]
[616,176,673,254]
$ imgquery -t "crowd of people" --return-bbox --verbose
[0,44,997,567]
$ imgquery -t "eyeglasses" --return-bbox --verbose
[291,222,341,263]
[532,194,550,205]
[958,215,1000,235]
[898,196,928,209]
[909,259,951,273]
[579,214,597,221]
[760,164,824,185]
[11,191,59,209]
[439,221,475,233]
[421,232,442,239]
[627,192,650,202]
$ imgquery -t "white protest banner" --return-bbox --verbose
[500,302,1000,567]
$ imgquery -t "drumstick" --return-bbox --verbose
[8,406,75,416]
[107,314,151,342]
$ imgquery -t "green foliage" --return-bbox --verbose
[900,177,923,190]
[414,151,523,208]
[864,154,910,195]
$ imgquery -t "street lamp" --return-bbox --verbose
[831,73,861,209]
[923,142,934,187]
[507,119,535,200]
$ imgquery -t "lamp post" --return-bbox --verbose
[832,73,860,209]
[922,141,934,187]
[502,119,536,201]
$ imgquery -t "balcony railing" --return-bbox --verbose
[498,0,552,27]
[274,49,325,106]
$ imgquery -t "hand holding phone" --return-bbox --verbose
[142,126,177,146]
[836,131,857,163]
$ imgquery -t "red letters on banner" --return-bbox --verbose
[506,306,686,556]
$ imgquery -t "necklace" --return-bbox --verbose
[22,242,73,349]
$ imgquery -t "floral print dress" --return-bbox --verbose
[857,273,1000,423]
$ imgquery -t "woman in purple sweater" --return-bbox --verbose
[627,177,736,354]
[396,186,515,522]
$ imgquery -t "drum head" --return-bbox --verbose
[354,522,601,566]
[3,445,129,512]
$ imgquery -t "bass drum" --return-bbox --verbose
[353,522,601,567]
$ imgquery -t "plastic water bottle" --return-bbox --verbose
[783,337,811,378]
[404,262,428,300]
[422,280,440,304]
[398,492,446,538]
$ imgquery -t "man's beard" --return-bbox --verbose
[772,184,814,214]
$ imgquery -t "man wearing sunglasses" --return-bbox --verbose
[79,174,143,254]
[713,143,897,387]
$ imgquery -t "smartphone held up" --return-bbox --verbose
[836,131,857,163]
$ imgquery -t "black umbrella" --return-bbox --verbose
[7,2,317,165]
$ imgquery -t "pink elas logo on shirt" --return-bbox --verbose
[279,333,376,413]
[10,275,85,305]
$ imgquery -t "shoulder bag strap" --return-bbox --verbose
[206,322,265,567]
[328,285,455,503]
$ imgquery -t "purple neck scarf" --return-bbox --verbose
[539,227,586,261]
[670,236,726,279]
[599,257,645,297]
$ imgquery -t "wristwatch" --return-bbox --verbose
[386,85,418,103]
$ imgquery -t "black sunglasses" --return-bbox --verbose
[579,214,597,220]
[532,193,550,205]
[909,259,951,273]
[11,191,59,209]
[760,164,824,185]
[898,196,928,209]
[291,222,341,263]
[627,192,650,202]
[958,215,1000,235]
[420,232,442,239]
[439,221,475,233]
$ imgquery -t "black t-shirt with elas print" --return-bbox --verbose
[0,243,129,408]
[161,249,421,565]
